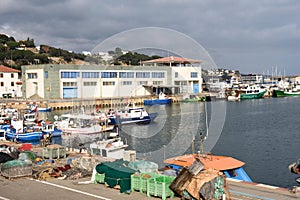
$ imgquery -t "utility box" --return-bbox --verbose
[123,150,136,162]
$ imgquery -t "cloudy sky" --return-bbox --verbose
[1,0,300,75]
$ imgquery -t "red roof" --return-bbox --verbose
[141,56,202,64]
[0,65,20,73]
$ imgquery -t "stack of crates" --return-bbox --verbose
[130,173,176,200]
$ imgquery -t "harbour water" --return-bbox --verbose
[47,96,300,189]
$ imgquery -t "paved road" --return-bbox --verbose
[1,176,300,200]
[0,176,180,200]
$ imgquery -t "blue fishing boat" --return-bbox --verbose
[29,105,52,113]
[40,123,62,137]
[5,120,61,142]
[108,103,158,125]
[144,92,172,105]
[5,126,43,142]
[164,153,252,182]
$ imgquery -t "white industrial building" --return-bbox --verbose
[21,56,203,99]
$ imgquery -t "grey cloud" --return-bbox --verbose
[0,0,299,74]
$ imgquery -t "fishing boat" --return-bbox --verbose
[273,89,300,97]
[5,120,44,141]
[164,153,252,182]
[28,104,52,113]
[144,92,172,105]
[54,113,114,135]
[226,85,266,100]
[238,85,266,99]
[180,94,206,103]
[38,123,62,137]
[108,103,158,125]
[89,135,129,159]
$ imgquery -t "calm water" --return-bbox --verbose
[47,96,300,188]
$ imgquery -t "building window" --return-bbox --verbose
[61,72,80,78]
[138,81,147,85]
[103,81,115,86]
[152,72,165,78]
[63,82,77,87]
[0,82,3,86]
[121,81,132,86]
[175,81,187,85]
[28,73,38,79]
[191,72,198,78]
[11,82,14,86]
[82,72,99,78]
[101,72,117,78]
[153,81,163,85]
[0,74,3,78]
[136,72,150,78]
[11,73,14,78]
[175,72,178,78]
[45,71,48,78]
[83,82,97,86]
[119,72,134,78]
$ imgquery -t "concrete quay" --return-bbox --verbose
[0,175,299,200]
[0,92,217,111]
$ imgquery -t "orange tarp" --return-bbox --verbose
[164,154,245,171]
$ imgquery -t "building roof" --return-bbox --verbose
[141,56,202,65]
[0,65,20,73]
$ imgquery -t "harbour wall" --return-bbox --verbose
[0,95,191,111]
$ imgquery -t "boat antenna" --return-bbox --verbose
[204,101,209,140]
[199,131,204,154]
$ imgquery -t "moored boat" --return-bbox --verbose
[54,113,114,135]
[226,85,266,100]
[108,103,158,125]
[239,85,266,100]
[164,153,252,182]
[144,92,172,105]
[180,94,206,103]
[5,120,44,141]
[273,89,300,97]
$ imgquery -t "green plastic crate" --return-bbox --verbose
[94,173,105,184]
[146,175,176,200]
[131,173,161,193]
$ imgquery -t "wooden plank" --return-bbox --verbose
[169,167,194,196]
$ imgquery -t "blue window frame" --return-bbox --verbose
[152,72,165,78]
[82,72,99,78]
[101,72,118,78]
[136,72,150,78]
[45,71,48,78]
[119,72,134,78]
[191,72,198,78]
[61,72,80,78]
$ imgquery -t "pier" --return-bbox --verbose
[0,93,217,111]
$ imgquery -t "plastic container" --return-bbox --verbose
[146,175,176,200]
[42,146,66,159]
[131,173,161,193]
[94,172,105,184]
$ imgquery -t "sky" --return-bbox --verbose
[1,0,300,75]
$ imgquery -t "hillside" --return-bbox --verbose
[0,34,87,71]
[0,33,163,71]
